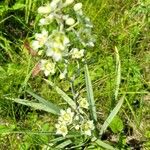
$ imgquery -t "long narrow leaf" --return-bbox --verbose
[6,97,60,115]
[100,95,125,135]
[55,140,72,149]
[26,90,60,114]
[95,139,116,150]
[44,79,76,110]
[85,64,97,122]
[114,46,121,101]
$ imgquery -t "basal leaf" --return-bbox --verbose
[85,64,97,122]
[6,97,59,115]
[95,139,116,150]
[26,90,60,114]
[100,95,125,135]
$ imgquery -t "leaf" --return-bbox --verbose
[12,3,25,10]
[55,140,72,149]
[6,97,60,115]
[85,64,97,122]
[95,139,116,150]
[0,6,9,14]
[44,79,76,110]
[26,90,60,114]
[100,95,125,135]
[114,46,121,101]
[109,116,124,133]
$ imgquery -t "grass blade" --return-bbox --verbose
[85,64,97,122]
[100,95,125,135]
[44,79,76,110]
[26,90,60,114]
[114,46,121,101]
[6,97,60,115]
[95,139,116,150]
[25,0,32,24]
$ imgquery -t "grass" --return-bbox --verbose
[0,0,150,149]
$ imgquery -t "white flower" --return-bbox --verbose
[59,69,67,80]
[35,29,48,47]
[78,107,84,114]
[59,108,74,125]
[87,41,94,47]
[39,15,54,26]
[46,30,70,61]
[65,18,75,26]
[75,115,79,121]
[39,18,48,26]
[78,97,89,109]
[50,0,61,10]
[71,48,84,59]
[50,2,57,10]
[31,40,41,50]
[49,30,70,48]
[62,15,69,20]
[56,123,68,137]
[81,120,95,136]
[38,6,51,14]
[59,73,65,79]
[52,41,65,50]
[37,50,43,56]
[40,59,55,76]
[46,14,54,22]
[73,3,82,11]
[53,51,62,61]
[64,0,74,6]
[46,47,63,61]
[75,125,80,130]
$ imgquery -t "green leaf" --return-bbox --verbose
[95,139,116,150]
[100,95,125,135]
[85,64,97,122]
[0,6,9,14]
[44,79,76,110]
[26,90,60,114]
[109,116,124,133]
[6,97,60,115]
[55,140,72,149]
[12,3,25,10]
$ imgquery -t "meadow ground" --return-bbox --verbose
[0,0,150,149]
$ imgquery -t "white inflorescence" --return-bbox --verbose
[31,0,95,77]
[31,0,95,137]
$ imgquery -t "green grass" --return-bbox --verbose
[0,0,150,149]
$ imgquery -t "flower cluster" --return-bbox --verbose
[45,30,70,61]
[55,108,74,137]
[31,0,95,78]
[30,0,96,138]
[55,97,94,137]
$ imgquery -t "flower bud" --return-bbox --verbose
[66,18,75,26]
[65,0,74,5]
[38,6,51,14]
[39,18,47,26]
[75,125,80,130]
[73,3,82,11]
